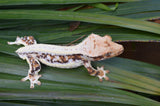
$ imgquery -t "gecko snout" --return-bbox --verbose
[116,44,124,56]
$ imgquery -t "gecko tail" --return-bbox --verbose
[8,36,37,46]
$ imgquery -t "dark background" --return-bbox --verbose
[119,42,160,66]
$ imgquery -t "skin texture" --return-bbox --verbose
[8,33,124,88]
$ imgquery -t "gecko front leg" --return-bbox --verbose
[21,55,41,88]
[83,60,109,82]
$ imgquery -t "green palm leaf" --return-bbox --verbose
[0,0,140,5]
[0,10,160,35]
[0,0,160,105]
[0,54,160,106]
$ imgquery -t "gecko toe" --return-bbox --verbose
[21,78,26,82]
[21,76,29,82]
[30,83,34,89]
[98,75,109,82]
[99,78,103,82]
[38,75,42,78]
[104,76,109,80]
[105,70,110,74]
[36,81,41,85]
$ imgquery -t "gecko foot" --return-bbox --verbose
[97,66,109,82]
[21,74,42,88]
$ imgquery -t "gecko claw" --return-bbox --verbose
[97,66,109,82]
[30,83,34,89]
[21,76,29,82]
[99,78,103,82]
[105,70,110,73]
[104,76,109,80]
[21,74,42,88]
[38,74,42,78]
[36,81,41,85]
[30,80,41,88]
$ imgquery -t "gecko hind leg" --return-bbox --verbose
[8,36,37,46]
[21,55,41,88]
[83,60,109,81]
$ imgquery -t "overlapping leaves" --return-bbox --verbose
[0,0,160,106]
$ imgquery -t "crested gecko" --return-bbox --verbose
[8,33,124,88]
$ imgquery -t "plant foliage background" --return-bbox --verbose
[0,0,160,106]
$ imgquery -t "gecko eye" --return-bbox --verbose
[104,35,112,41]
[105,52,112,57]
[105,35,112,41]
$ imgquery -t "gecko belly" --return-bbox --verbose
[39,58,83,68]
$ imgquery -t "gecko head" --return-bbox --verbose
[80,33,124,58]
[103,35,124,58]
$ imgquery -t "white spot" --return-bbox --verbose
[18,54,26,60]
[44,58,49,62]
[52,58,56,62]
[69,59,73,63]
[55,56,60,61]
[46,55,51,60]
[65,56,68,60]
[75,59,81,63]
[85,62,90,67]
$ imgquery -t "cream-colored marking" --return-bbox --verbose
[46,55,51,60]
[39,58,83,68]
[55,56,60,60]
[65,56,68,60]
